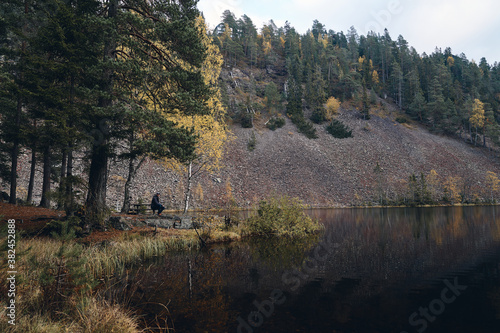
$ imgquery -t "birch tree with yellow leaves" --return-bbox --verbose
[443,176,462,204]
[470,99,485,146]
[165,17,230,213]
[486,171,500,203]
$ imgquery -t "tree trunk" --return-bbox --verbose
[39,145,51,208]
[27,148,36,204]
[57,149,67,209]
[65,147,74,215]
[398,75,403,109]
[121,156,146,213]
[86,143,109,226]
[9,0,29,205]
[60,150,67,183]
[9,144,19,204]
[183,161,193,214]
[85,0,116,228]
[9,97,22,205]
[468,123,473,143]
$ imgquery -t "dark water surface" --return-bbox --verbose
[130,206,500,333]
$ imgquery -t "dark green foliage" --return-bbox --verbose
[395,116,407,124]
[241,112,254,128]
[0,0,211,228]
[310,106,328,124]
[326,119,353,139]
[247,131,257,151]
[44,217,83,240]
[266,117,285,130]
[407,172,432,206]
[290,114,318,139]
[305,65,327,118]
[361,85,371,120]
[264,82,281,113]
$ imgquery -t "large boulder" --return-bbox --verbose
[175,216,194,229]
[107,214,201,231]
[144,215,181,229]
[108,216,132,231]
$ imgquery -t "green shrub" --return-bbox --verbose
[246,195,321,237]
[240,112,253,128]
[247,131,257,151]
[43,217,83,239]
[290,114,318,139]
[266,117,286,130]
[326,119,353,138]
[310,106,327,124]
[395,116,407,123]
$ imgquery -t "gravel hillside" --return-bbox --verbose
[9,103,500,210]
[213,107,500,207]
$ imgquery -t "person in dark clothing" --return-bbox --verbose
[151,192,165,215]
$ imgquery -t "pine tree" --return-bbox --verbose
[427,77,447,130]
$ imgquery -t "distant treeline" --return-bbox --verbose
[211,10,500,144]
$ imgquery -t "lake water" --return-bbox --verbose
[129,206,500,333]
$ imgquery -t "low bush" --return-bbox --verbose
[266,117,286,130]
[395,116,407,123]
[245,195,321,237]
[326,119,353,139]
[247,131,257,151]
[290,114,318,139]
[240,112,253,128]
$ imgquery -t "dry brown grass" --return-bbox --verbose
[0,230,200,332]
[75,297,139,333]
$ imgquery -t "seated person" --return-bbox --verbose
[151,192,165,215]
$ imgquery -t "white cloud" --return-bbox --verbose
[396,0,500,61]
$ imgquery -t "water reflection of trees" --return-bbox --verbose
[122,206,500,332]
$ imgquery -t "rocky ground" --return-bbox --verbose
[215,105,500,207]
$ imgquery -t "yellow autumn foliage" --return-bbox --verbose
[163,16,231,174]
[470,99,485,129]
[486,171,500,201]
[325,96,341,121]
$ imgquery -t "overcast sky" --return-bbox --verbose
[197,0,500,65]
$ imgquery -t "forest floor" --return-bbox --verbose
[0,202,189,243]
[0,202,238,245]
[0,202,66,235]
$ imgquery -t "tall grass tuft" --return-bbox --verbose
[84,236,199,278]
[75,297,139,333]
